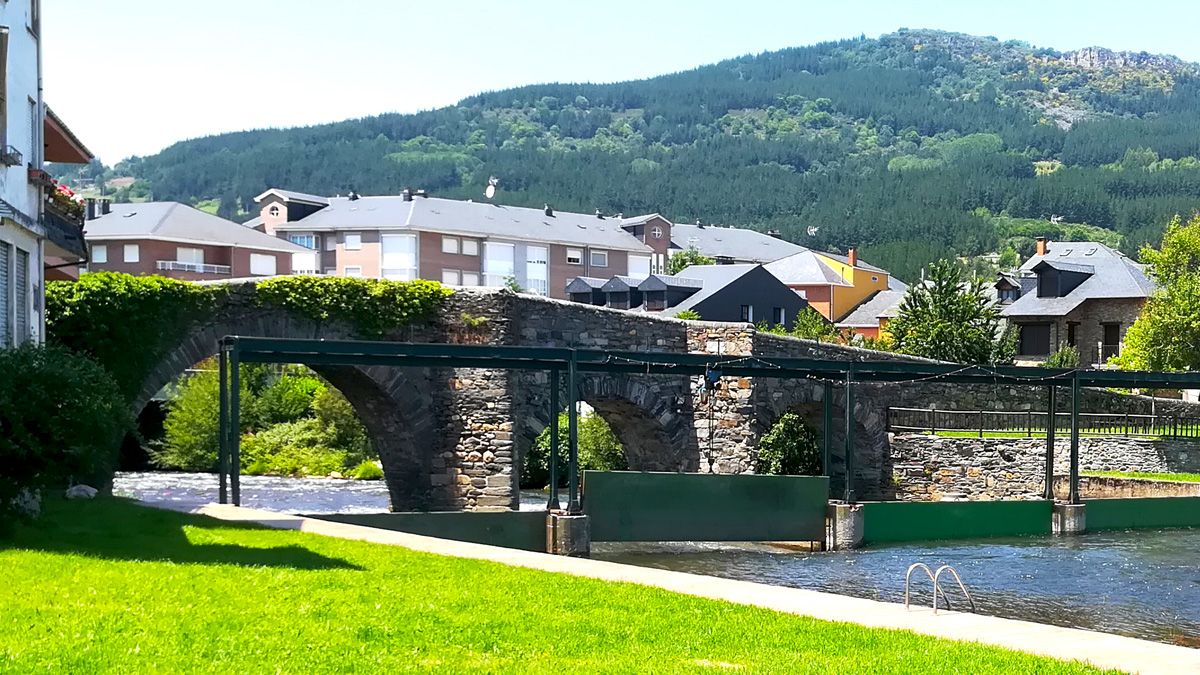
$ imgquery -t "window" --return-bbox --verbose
[1019,323,1051,356]
[249,253,277,276]
[380,234,417,280]
[91,244,108,264]
[650,225,663,239]
[287,234,316,250]
[344,233,362,251]
[27,98,37,164]
[628,254,651,280]
[14,248,27,344]
[461,239,479,256]
[483,242,515,286]
[344,266,363,277]
[268,205,280,217]
[324,236,336,251]
[1067,322,1078,346]
[123,244,139,263]
[0,242,8,346]
[323,268,335,275]
[772,307,785,326]
[590,250,608,267]
[525,246,548,295]
[442,269,461,285]
[442,236,459,254]
[740,305,753,322]
[176,247,204,264]
[566,249,582,265]
[462,271,480,286]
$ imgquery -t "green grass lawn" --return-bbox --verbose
[924,430,1169,440]
[1083,470,1200,483]
[0,499,1109,673]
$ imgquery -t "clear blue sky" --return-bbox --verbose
[45,0,1200,163]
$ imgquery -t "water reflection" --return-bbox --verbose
[594,531,1200,646]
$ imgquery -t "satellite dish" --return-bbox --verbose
[484,176,499,200]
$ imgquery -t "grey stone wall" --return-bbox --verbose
[890,433,1200,501]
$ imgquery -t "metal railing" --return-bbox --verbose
[156,260,232,275]
[905,563,976,614]
[889,406,1200,438]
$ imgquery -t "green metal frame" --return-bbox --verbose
[215,335,1200,510]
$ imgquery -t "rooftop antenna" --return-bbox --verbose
[484,176,498,200]
[806,226,819,237]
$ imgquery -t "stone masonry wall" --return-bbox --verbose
[890,433,1200,501]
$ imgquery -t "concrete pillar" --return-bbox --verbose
[1053,502,1087,535]
[827,502,864,550]
[546,513,591,556]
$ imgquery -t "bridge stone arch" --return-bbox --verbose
[132,298,461,511]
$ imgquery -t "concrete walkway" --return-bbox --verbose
[185,503,1197,674]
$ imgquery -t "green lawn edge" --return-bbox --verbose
[0,499,1114,673]
[1082,470,1200,483]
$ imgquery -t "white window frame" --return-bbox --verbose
[442,236,459,254]
[442,269,461,285]
[590,249,608,268]
[566,248,582,265]
[123,244,140,263]
[287,234,316,250]
[628,254,651,280]
[650,225,663,239]
[91,244,108,264]
[461,239,479,256]
[268,205,280,217]
[741,305,753,322]
[525,246,549,296]
[344,266,363,277]
[344,233,362,251]
[249,253,277,276]
[324,236,336,252]
[176,247,204,264]
[482,241,516,287]
[291,252,319,274]
[462,271,480,286]
[380,234,418,280]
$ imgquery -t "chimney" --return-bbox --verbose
[595,209,604,219]
[401,188,412,202]
[767,229,782,239]
[1036,237,1048,256]
[848,247,858,267]
[415,189,428,198]
[100,199,111,215]
[695,218,704,229]
[348,191,359,201]
[85,198,97,220]
[544,204,554,217]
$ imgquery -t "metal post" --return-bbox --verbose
[547,369,560,511]
[1069,374,1081,505]
[218,345,228,505]
[229,342,242,507]
[1044,386,1056,500]
[978,409,985,439]
[566,352,581,514]
[843,366,855,503]
[822,380,833,480]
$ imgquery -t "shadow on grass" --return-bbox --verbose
[0,498,364,571]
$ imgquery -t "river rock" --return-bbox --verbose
[64,484,98,500]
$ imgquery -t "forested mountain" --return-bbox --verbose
[63,29,1200,280]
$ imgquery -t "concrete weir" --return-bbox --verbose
[178,502,1200,675]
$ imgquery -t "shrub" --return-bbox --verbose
[254,371,325,426]
[253,276,453,338]
[1045,345,1081,368]
[241,419,345,477]
[757,412,821,476]
[312,386,371,466]
[523,411,626,488]
[0,344,132,522]
[155,359,252,471]
[349,460,384,480]
[674,309,701,321]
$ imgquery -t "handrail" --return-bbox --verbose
[904,563,951,612]
[933,565,977,614]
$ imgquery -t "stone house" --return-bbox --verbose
[1001,238,1154,366]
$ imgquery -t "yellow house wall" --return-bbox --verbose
[815,253,890,321]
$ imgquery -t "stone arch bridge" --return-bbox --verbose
[136,283,945,511]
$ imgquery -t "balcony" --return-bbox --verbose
[156,260,232,275]
[42,202,86,259]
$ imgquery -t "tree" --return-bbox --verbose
[758,307,840,341]
[157,359,250,471]
[757,412,821,475]
[1117,214,1200,371]
[522,411,626,488]
[667,247,715,275]
[888,260,1001,363]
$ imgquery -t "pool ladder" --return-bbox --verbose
[904,563,977,614]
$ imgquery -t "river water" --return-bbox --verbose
[114,471,1200,646]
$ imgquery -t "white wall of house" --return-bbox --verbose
[0,1,44,347]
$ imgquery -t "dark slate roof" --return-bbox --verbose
[276,196,653,252]
[664,264,759,315]
[836,290,906,328]
[84,202,308,253]
[670,223,807,263]
[254,188,330,205]
[638,273,704,291]
[1033,259,1095,275]
[1002,241,1154,318]
[765,250,850,286]
[601,275,643,292]
[565,276,607,293]
[995,273,1021,289]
